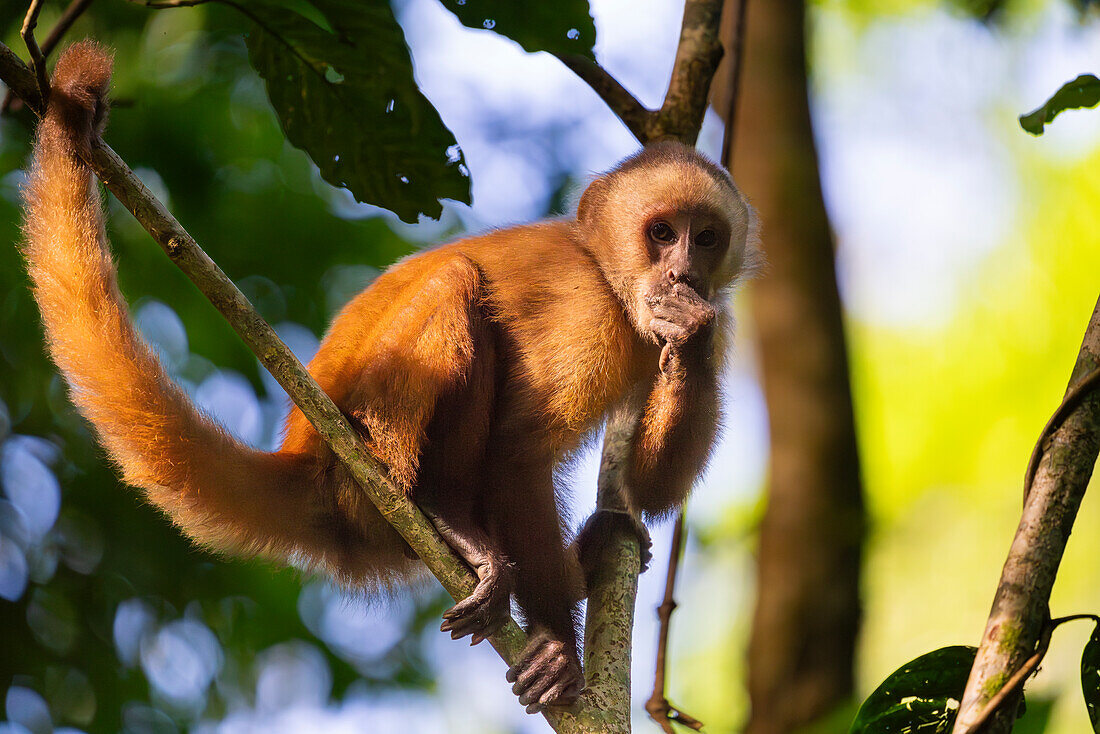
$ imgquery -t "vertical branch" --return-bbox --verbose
[654,0,725,143]
[952,293,1100,734]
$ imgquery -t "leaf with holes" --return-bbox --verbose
[1082,622,1100,732]
[849,646,977,734]
[439,0,595,59]
[1019,74,1100,136]
[237,0,469,222]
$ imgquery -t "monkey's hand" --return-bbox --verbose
[507,630,585,713]
[440,557,513,645]
[573,508,652,591]
[643,281,716,377]
[427,513,513,646]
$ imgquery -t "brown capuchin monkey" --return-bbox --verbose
[22,41,757,712]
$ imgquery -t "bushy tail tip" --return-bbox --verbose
[46,40,114,146]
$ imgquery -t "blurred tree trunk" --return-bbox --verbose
[712,2,866,732]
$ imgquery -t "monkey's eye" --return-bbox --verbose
[695,229,718,248]
[649,221,675,243]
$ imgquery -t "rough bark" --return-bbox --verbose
[713,1,866,731]
[952,294,1100,734]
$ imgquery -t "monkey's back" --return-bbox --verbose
[280,222,646,486]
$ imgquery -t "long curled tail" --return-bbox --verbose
[21,42,397,580]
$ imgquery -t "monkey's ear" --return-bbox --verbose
[576,176,610,228]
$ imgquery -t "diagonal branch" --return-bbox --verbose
[951,292,1100,734]
[557,0,724,146]
[553,53,651,142]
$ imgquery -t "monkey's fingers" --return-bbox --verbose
[648,317,693,347]
[440,575,510,644]
[507,635,583,713]
[649,296,715,333]
[537,676,585,711]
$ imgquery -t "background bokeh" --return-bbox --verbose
[0,0,1099,732]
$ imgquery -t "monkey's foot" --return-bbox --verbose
[440,564,512,645]
[574,508,653,589]
[506,631,584,713]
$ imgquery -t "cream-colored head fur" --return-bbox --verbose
[575,141,759,334]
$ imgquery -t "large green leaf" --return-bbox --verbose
[1019,74,1100,136]
[849,646,976,734]
[1082,622,1100,732]
[438,0,595,59]
[234,0,470,222]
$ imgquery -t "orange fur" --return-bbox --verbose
[23,42,756,701]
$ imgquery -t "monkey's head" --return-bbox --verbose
[575,141,758,342]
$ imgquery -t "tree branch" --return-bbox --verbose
[654,0,725,143]
[20,0,50,112]
[553,53,651,142]
[952,292,1100,734]
[3,0,95,114]
[557,0,724,145]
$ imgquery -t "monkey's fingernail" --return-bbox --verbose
[506,669,518,683]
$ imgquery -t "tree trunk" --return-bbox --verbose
[713,2,866,731]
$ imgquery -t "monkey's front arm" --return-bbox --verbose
[574,281,722,582]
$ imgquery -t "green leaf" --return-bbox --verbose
[1081,622,1100,732]
[233,0,470,222]
[849,646,977,734]
[439,0,596,59]
[1019,74,1100,136]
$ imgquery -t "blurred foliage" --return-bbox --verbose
[1019,74,1100,135]
[0,3,461,731]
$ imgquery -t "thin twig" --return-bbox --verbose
[645,512,704,732]
[719,0,747,166]
[21,0,50,113]
[3,0,95,114]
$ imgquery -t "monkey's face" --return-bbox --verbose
[618,177,751,346]
[640,207,731,298]
[576,145,756,345]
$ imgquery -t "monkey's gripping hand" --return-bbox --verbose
[507,629,585,713]
[573,509,652,592]
[643,281,717,377]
